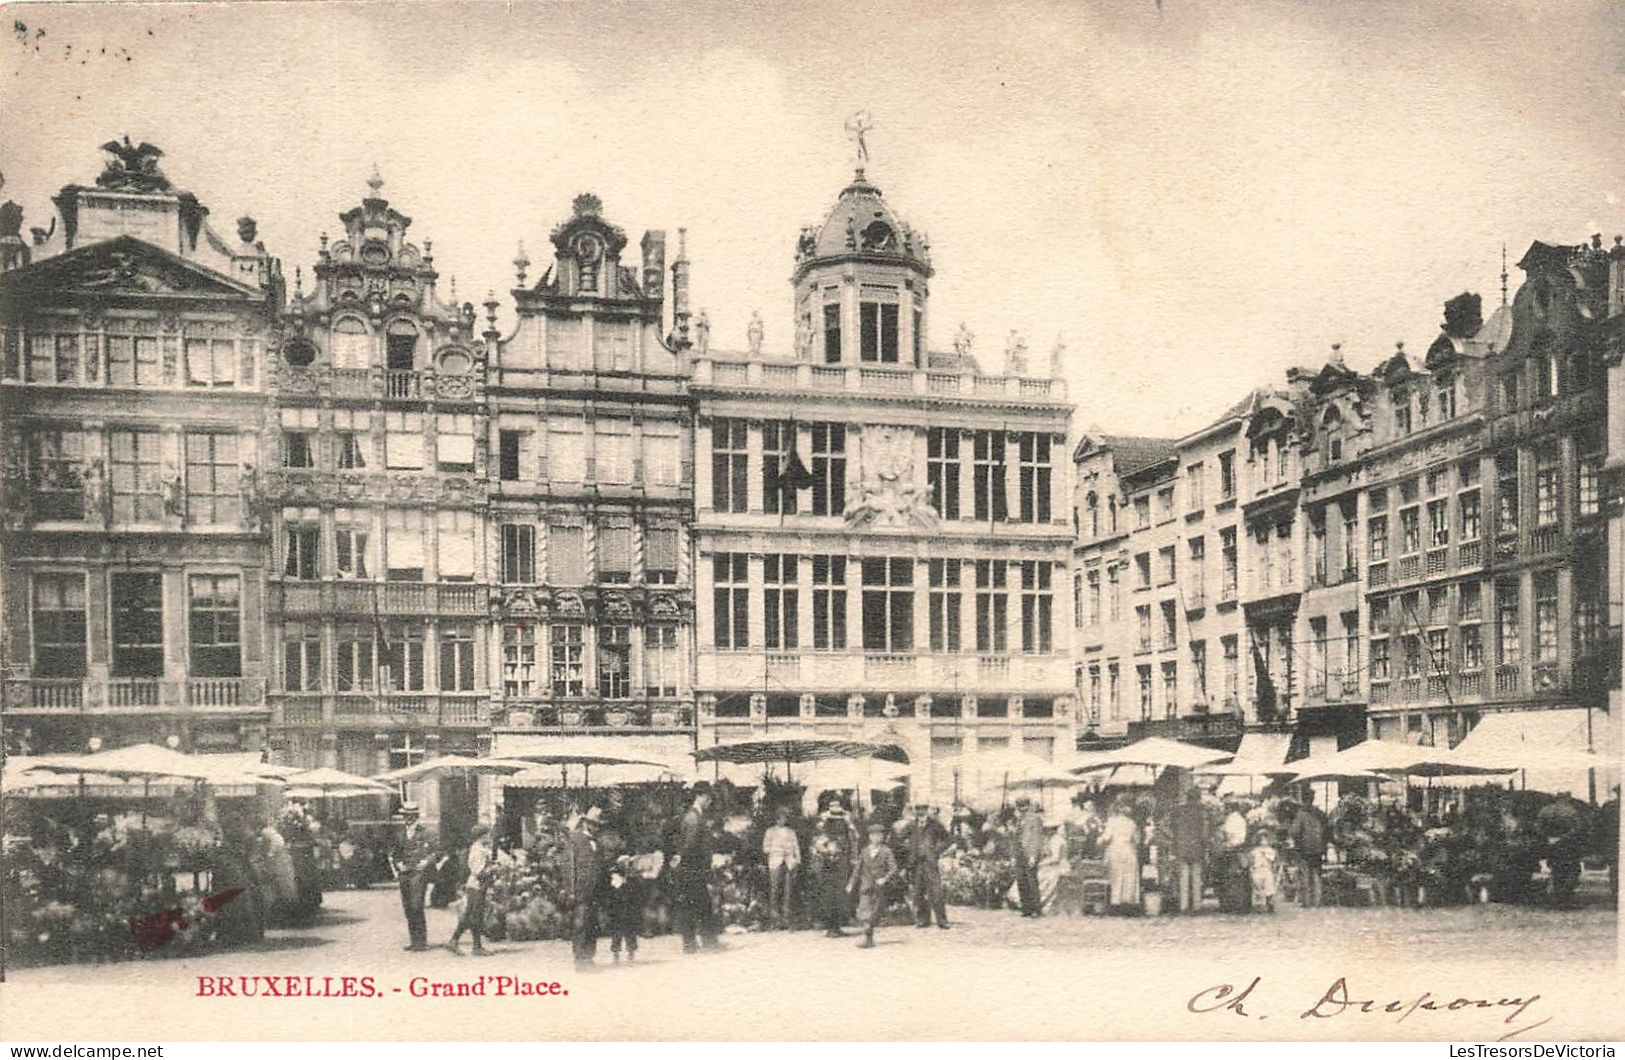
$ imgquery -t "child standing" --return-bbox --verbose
[604,853,645,961]
[1249,831,1279,913]
[848,822,899,949]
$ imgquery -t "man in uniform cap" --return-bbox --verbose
[390,802,440,951]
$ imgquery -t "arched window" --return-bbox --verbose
[330,317,370,370]
[386,319,419,370]
[1086,491,1099,537]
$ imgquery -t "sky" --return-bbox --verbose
[3,0,1624,436]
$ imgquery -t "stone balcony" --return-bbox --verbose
[270,691,490,728]
[691,356,1069,405]
[491,700,695,732]
[699,650,1072,692]
[269,580,489,617]
[274,364,479,403]
[3,677,268,714]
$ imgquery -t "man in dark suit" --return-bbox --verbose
[898,803,951,929]
[1013,799,1045,917]
[671,782,719,953]
[561,806,604,967]
[390,802,440,951]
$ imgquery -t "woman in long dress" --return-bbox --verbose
[1036,824,1070,912]
[1101,801,1141,910]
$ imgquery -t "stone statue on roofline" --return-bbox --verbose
[1004,329,1029,376]
[952,322,974,359]
[1049,334,1067,378]
[694,309,711,356]
[746,310,765,356]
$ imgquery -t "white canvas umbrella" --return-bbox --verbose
[693,729,909,781]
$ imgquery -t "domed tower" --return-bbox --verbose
[790,133,932,367]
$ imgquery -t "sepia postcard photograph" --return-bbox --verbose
[0,0,1620,1045]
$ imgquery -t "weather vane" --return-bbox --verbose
[845,111,874,176]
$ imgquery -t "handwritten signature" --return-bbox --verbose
[1188,976,1551,1041]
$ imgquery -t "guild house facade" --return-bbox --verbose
[1072,244,1620,785]
[0,141,282,756]
[689,160,1076,801]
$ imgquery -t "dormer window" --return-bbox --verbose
[860,221,894,251]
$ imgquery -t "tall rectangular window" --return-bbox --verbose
[1159,600,1177,651]
[436,413,475,472]
[501,524,535,583]
[335,625,375,691]
[597,625,631,698]
[811,423,846,516]
[859,301,900,362]
[188,574,241,677]
[1459,489,1481,541]
[762,420,796,515]
[335,410,369,471]
[861,557,914,651]
[284,524,319,580]
[436,510,476,582]
[1368,515,1389,561]
[109,429,161,522]
[384,411,425,470]
[1108,565,1121,620]
[1220,528,1237,595]
[644,625,679,697]
[1221,635,1239,701]
[1191,640,1208,702]
[550,623,584,698]
[1399,507,1420,554]
[645,431,681,487]
[713,553,750,650]
[28,428,85,521]
[1108,662,1121,719]
[1496,452,1519,535]
[1019,560,1053,654]
[32,572,87,677]
[927,428,961,519]
[974,559,1008,653]
[382,624,427,691]
[1219,451,1236,499]
[548,420,585,483]
[548,525,585,586]
[595,423,633,484]
[282,430,314,469]
[597,525,632,584]
[107,330,159,387]
[1137,665,1153,720]
[282,622,322,691]
[1161,662,1178,718]
[1496,580,1521,665]
[1016,433,1052,523]
[711,418,749,513]
[1534,446,1560,527]
[972,430,1007,522]
[502,623,535,697]
[334,515,370,579]
[812,555,847,650]
[1087,568,1102,626]
[184,332,236,387]
[1188,538,1205,601]
[645,526,679,584]
[1428,499,1449,547]
[185,431,240,525]
[764,554,799,650]
[822,302,841,363]
[498,430,526,481]
[1533,574,1558,664]
[1186,462,1205,509]
[1137,604,1152,652]
[929,558,962,652]
[384,509,426,581]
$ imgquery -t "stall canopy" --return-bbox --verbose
[692,730,910,779]
[1441,708,1617,799]
[1069,736,1234,773]
[1208,732,1292,796]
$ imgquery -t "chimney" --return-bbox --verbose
[669,227,691,349]
[0,201,30,274]
[641,230,666,302]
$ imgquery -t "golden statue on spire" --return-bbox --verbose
[845,111,874,175]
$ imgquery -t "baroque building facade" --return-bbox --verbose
[0,142,281,755]
[690,165,1076,801]
[483,194,695,766]
[262,173,492,810]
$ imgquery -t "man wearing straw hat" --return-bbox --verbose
[389,802,440,951]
